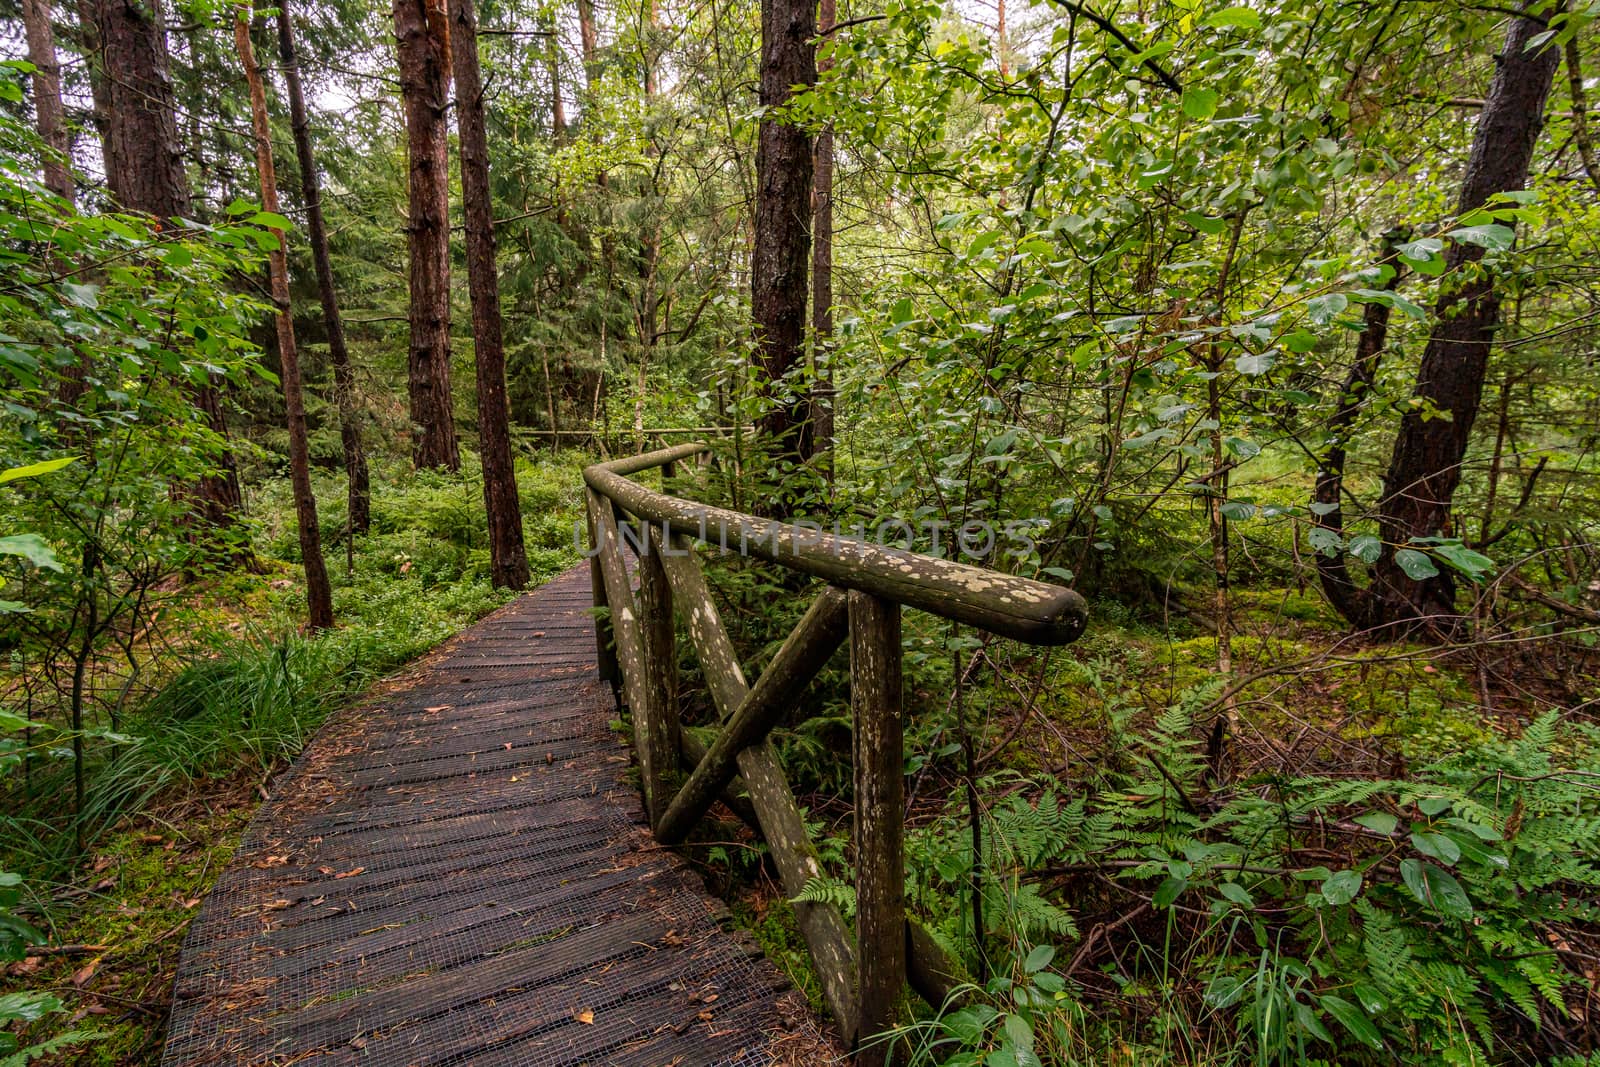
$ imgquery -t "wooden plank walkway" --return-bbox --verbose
[162,566,832,1067]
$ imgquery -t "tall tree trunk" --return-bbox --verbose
[449,0,530,590]
[86,0,243,532]
[1313,235,1401,628]
[546,14,567,141]
[22,0,73,204]
[1366,10,1559,633]
[277,0,371,536]
[235,11,334,630]
[395,0,461,471]
[811,0,835,486]
[752,0,816,469]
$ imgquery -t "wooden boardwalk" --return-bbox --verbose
[163,567,829,1067]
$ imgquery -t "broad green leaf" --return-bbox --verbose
[0,457,74,484]
[0,535,60,571]
[1446,223,1515,250]
[1353,811,1397,835]
[1182,88,1220,120]
[1349,534,1382,564]
[1153,875,1187,908]
[1218,881,1254,907]
[1306,293,1348,325]
[1411,831,1462,865]
[1320,869,1363,905]
[1235,351,1274,375]
[1399,858,1473,919]
[1319,994,1384,1050]
[1204,6,1261,29]
[1392,548,1438,580]
[1024,944,1055,973]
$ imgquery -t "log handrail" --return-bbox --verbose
[584,442,1088,645]
[582,441,1089,1065]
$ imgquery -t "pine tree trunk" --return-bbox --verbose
[276,0,371,537]
[448,0,530,590]
[395,0,461,471]
[1367,10,1559,633]
[21,0,72,204]
[235,11,334,630]
[752,0,816,467]
[86,0,243,532]
[811,0,835,484]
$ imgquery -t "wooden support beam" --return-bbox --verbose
[658,536,859,1040]
[585,505,618,686]
[655,585,849,845]
[586,489,654,747]
[680,732,968,1014]
[851,590,905,1066]
[637,527,678,830]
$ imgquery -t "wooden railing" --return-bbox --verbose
[583,442,1088,1065]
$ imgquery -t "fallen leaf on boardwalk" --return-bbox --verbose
[697,1011,713,1022]
[71,958,100,987]
[510,776,521,782]
[425,705,452,714]
[263,899,292,911]
[503,743,513,750]
[253,855,289,869]
[574,1009,595,1025]
[333,867,365,879]
[532,631,545,637]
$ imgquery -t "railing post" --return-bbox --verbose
[638,526,678,830]
[850,590,905,1066]
[586,505,619,688]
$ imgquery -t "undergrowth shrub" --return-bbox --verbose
[901,691,1600,1066]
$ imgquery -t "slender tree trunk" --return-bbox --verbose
[24,0,90,411]
[449,0,530,589]
[277,0,371,536]
[1367,10,1558,633]
[752,0,816,469]
[996,0,1010,78]
[1566,37,1600,192]
[546,14,567,141]
[811,0,835,486]
[235,11,334,630]
[22,0,73,204]
[86,0,244,533]
[1314,235,1401,628]
[395,0,461,471]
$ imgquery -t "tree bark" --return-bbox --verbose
[1314,235,1401,629]
[448,0,530,590]
[90,0,189,221]
[21,0,73,204]
[395,0,461,471]
[235,11,334,630]
[1367,10,1559,633]
[85,0,243,532]
[811,0,835,483]
[277,0,371,536]
[752,0,816,467]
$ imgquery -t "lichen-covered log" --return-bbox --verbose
[654,585,848,845]
[658,541,859,1039]
[638,528,679,829]
[850,591,905,1066]
[584,447,1086,644]
[586,490,652,726]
